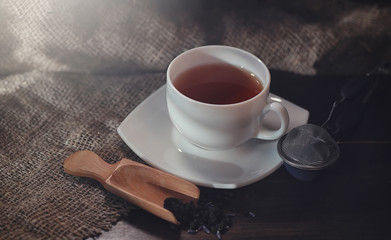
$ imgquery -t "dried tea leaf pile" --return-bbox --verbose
[164,192,234,239]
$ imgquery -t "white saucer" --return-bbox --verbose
[118,85,309,189]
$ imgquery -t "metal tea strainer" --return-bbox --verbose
[277,62,389,176]
[277,124,339,171]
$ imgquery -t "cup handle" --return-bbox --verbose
[256,102,289,140]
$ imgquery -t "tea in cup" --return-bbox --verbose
[166,45,289,150]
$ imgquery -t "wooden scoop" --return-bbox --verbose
[63,150,200,224]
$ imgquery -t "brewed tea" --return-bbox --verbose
[174,63,263,104]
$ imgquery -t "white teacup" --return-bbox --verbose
[166,45,289,150]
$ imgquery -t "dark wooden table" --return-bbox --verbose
[96,71,391,240]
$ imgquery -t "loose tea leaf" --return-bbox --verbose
[248,211,256,218]
[164,191,234,239]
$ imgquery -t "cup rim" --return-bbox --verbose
[167,45,271,107]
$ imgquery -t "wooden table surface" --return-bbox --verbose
[95,71,391,240]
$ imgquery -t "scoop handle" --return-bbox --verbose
[64,150,116,185]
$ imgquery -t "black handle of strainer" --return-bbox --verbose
[325,62,389,136]
[340,74,371,100]
[340,62,388,100]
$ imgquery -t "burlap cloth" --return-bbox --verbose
[1,0,390,239]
